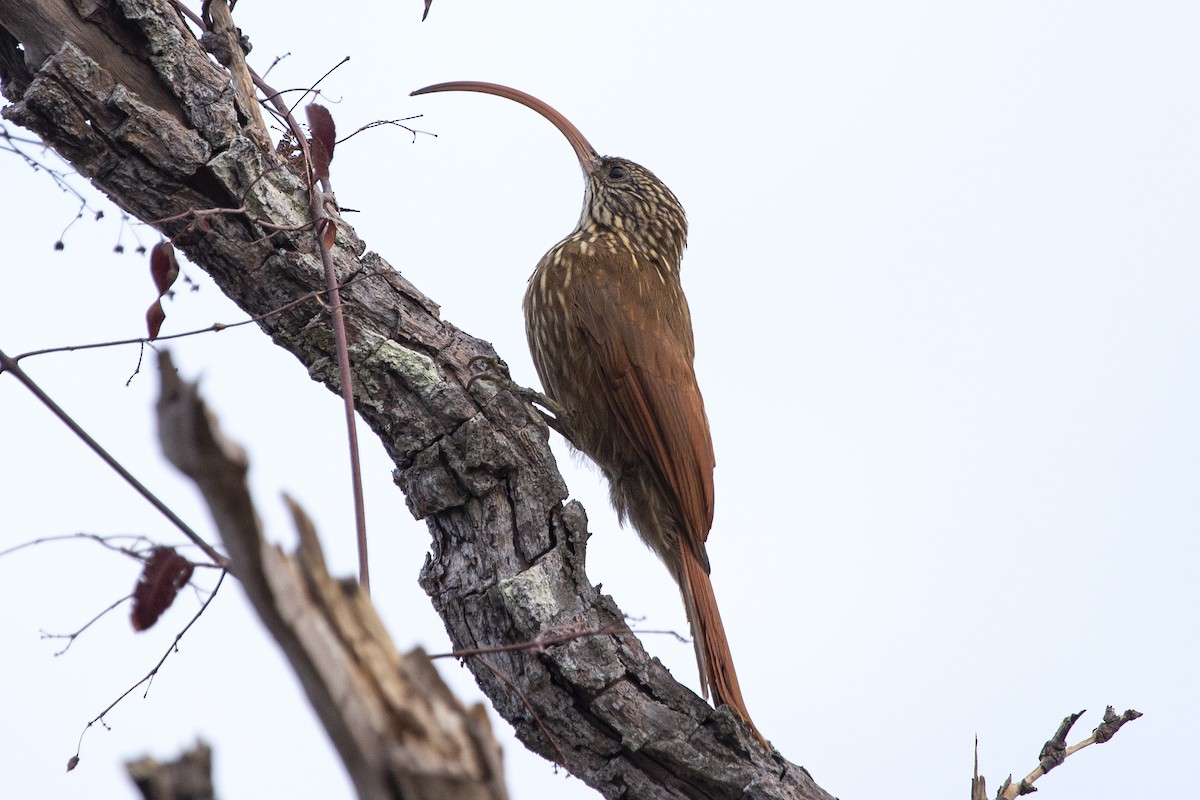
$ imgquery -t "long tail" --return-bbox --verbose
[678,544,764,742]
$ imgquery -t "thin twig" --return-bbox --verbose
[1,123,104,246]
[429,621,684,767]
[142,160,310,237]
[13,271,385,364]
[0,122,46,147]
[0,532,154,560]
[286,56,350,116]
[40,594,133,656]
[70,570,227,771]
[476,655,566,767]
[304,187,370,594]
[261,51,290,80]
[996,707,1143,799]
[428,624,687,660]
[0,349,226,567]
[337,117,435,146]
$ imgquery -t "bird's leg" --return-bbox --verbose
[465,355,577,443]
[515,384,576,441]
[465,354,510,392]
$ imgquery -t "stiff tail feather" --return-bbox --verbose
[678,545,763,742]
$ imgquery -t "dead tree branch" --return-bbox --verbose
[978,707,1142,800]
[155,350,509,800]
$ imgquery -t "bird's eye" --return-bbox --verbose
[608,165,628,180]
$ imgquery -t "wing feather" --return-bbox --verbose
[572,261,715,564]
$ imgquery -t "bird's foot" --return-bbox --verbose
[465,355,576,442]
[515,386,575,439]
[465,354,511,392]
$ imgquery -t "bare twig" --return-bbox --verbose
[475,655,566,767]
[0,349,226,567]
[40,594,133,656]
[995,707,1143,799]
[69,570,227,771]
[428,623,687,659]
[113,212,149,255]
[261,51,290,80]
[428,621,689,770]
[56,203,87,247]
[0,532,155,560]
[13,271,385,364]
[337,116,435,145]
[142,160,311,237]
[286,56,349,117]
[0,122,45,147]
[1,123,105,247]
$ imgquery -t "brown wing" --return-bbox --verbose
[573,257,716,563]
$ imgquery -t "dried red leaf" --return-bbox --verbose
[66,755,79,772]
[422,0,433,21]
[146,242,179,338]
[309,140,331,181]
[130,547,195,632]
[306,103,336,180]
[150,241,179,295]
[146,300,166,340]
[317,217,336,250]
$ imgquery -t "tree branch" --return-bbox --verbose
[994,707,1142,800]
[155,349,509,800]
[1,2,826,797]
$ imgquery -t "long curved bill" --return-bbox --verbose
[411,81,599,172]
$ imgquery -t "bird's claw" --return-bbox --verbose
[515,386,576,439]
[464,355,575,442]
[514,384,566,419]
[465,354,510,392]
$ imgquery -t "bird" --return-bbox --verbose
[412,81,760,739]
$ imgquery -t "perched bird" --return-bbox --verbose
[413,82,760,738]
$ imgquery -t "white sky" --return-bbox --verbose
[2,2,1197,798]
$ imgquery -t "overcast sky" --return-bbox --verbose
[2,2,1197,799]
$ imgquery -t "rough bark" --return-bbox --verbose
[1,2,832,798]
